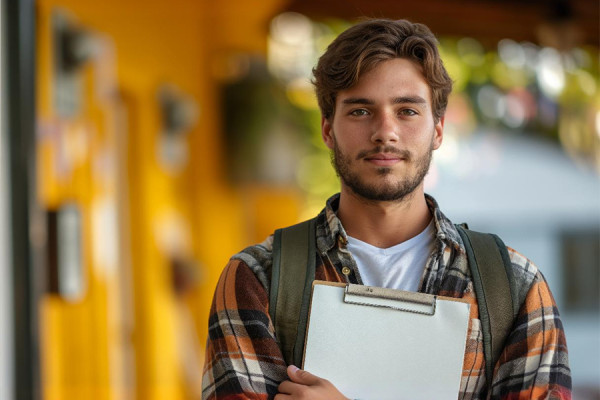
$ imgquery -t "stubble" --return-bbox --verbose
[331,134,434,202]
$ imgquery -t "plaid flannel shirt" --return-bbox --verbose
[202,194,571,399]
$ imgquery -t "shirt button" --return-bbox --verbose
[342,266,351,275]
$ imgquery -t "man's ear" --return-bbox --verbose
[321,116,334,150]
[433,116,444,150]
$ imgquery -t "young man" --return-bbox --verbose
[202,19,571,400]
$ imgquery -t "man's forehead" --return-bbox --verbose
[335,88,433,109]
[335,58,432,102]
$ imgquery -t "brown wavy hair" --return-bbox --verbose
[312,19,453,122]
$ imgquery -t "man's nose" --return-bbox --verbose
[370,112,399,144]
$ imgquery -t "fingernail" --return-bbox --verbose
[290,365,299,373]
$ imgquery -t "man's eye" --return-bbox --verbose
[350,109,369,116]
[400,109,418,116]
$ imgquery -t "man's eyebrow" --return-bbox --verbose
[341,97,375,105]
[340,96,427,106]
[392,96,427,105]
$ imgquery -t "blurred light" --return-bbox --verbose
[477,85,505,120]
[158,135,188,174]
[503,93,527,128]
[315,31,336,53]
[521,42,540,71]
[572,48,592,69]
[297,153,335,193]
[153,210,191,257]
[457,37,485,67]
[491,58,530,89]
[63,122,89,168]
[270,12,312,46]
[444,92,477,138]
[260,130,303,184]
[498,39,526,69]
[57,204,85,300]
[439,41,470,92]
[511,88,536,120]
[285,77,318,110]
[537,47,565,98]
[575,70,597,97]
[268,12,315,81]
[92,198,118,277]
[595,111,600,139]
[436,133,459,164]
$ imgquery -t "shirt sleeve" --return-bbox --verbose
[490,271,572,400]
[202,260,287,400]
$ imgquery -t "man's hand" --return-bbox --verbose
[275,365,349,400]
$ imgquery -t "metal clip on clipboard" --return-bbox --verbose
[343,284,437,316]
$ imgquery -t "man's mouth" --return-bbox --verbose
[364,153,404,166]
[363,149,408,167]
[357,146,410,163]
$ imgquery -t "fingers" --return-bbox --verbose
[278,368,348,400]
[277,379,296,394]
[286,365,320,386]
[277,379,311,399]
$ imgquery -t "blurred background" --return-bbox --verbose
[1,0,598,399]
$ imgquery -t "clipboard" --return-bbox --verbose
[302,281,470,400]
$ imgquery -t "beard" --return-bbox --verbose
[331,136,434,202]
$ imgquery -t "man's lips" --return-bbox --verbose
[364,153,404,166]
[356,146,411,163]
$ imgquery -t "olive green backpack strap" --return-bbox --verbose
[269,218,317,366]
[456,224,520,391]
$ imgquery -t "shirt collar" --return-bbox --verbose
[314,193,464,254]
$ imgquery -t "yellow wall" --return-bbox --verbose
[36,1,301,399]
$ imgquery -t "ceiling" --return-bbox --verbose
[285,0,599,48]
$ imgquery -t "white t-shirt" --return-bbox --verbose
[346,220,436,292]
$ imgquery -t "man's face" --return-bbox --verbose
[321,57,444,202]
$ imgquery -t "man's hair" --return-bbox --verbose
[312,19,453,122]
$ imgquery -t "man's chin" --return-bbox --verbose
[345,182,417,203]
[374,167,394,175]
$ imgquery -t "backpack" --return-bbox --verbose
[268,218,521,393]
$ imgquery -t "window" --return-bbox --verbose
[562,229,600,312]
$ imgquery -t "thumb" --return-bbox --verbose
[287,365,320,385]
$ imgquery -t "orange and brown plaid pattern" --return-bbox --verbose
[202,194,571,400]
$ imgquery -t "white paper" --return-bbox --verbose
[303,283,470,400]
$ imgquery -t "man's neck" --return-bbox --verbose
[336,186,432,249]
